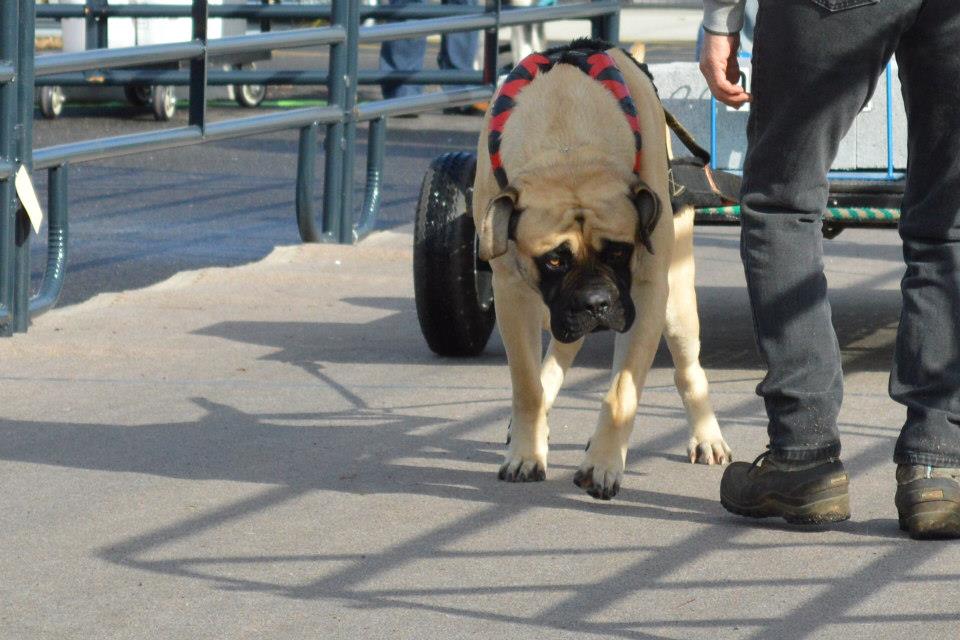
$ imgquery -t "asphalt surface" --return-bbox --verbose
[4,34,959,640]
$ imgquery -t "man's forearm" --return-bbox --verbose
[703,0,745,35]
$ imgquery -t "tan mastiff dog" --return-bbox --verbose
[472,41,732,500]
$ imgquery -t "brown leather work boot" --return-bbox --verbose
[895,465,960,540]
[720,449,850,525]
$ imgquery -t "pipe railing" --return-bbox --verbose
[1,0,621,335]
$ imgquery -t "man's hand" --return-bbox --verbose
[699,32,751,109]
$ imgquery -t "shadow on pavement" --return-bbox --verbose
[192,285,901,373]
[2,391,951,637]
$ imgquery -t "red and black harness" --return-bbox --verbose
[486,41,741,211]
[488,47,644,190]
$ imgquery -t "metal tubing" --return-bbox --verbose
[34,41,205,76]
[202,107,342,141]
[482,0,500,86]
[37,69,486,87]
[206,27,347,57]
[32,107,342,169]
[338,0,360,244]
[354,117,386,243]
[188,0,208,131]
[0,0,15,332]
[296,124,324,242]
[37,3,482,20]
[497,2,618,26]
[591,0,619,44]
[360,12,494,43]
[30,164,68,316]
[359,3,616,44]
[34,126,204,169]
[13,0,35,332]
[259,0,272,34]
[322,0,348,242]
[356,87,493,121]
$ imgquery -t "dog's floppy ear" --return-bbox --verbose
[477,186,520,261]
[631,179,662,255]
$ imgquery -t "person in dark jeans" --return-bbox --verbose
[378,0,482,113]
[700,0,960,539]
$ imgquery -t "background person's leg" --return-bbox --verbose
[741,0,916,461]
[378,0,428,99]
[891,2,960,468]
[438,0,479,90]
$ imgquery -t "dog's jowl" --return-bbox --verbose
[472,40,732,500]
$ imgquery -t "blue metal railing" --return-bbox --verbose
[0,0,621,335]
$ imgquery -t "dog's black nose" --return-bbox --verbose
[576,290,613,318]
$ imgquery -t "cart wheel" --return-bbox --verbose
[152,86,176,121]
[233,63,266,108]
[39,86,65,119]
[414,151,495,357]
[124,85,151,107]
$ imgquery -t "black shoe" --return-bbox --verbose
[720,449,850,525]
[895,465,960,540]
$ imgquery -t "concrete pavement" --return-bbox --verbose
[3,16,957,639]
[2,215,958,638]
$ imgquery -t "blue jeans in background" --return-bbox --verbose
[378,0,479,99]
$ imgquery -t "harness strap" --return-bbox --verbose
[488,50,643,190]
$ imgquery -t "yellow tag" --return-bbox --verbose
[14,165,43,234]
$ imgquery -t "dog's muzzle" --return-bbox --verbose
[550,283,633,343]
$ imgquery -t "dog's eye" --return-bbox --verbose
[603,243,633,264]
[545,255,564,270]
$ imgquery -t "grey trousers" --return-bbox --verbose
[741,0,960,465]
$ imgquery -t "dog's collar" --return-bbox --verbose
[487,49,643,190]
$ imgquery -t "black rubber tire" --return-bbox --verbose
[124,85,151,107]
[233,63,267,108]
[414,151,495,357]
[39,86,65,119]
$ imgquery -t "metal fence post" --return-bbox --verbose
[86,0,109,50]
[591,0,618,44]
[338,0,359,244]
[12,0,35,332]
[189,0,209,130]
[321,0,348,242]
[482,0,500,86]
[0,0,18,335]
[259,0,273,34]
[30,164,69,316]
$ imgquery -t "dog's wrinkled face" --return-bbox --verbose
[478,164,661,343]
[533,239,635,343]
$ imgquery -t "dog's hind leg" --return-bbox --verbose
[665,204,732,465]
[494,272,551,482]
[541,337,584,414]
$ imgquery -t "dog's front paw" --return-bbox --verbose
[687,433,733,465]
[498,453,547,483]
[573,454,624,500]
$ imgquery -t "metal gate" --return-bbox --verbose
[0,0,620,335]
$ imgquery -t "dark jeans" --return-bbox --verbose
[378,0,479,99]
[742,0,960,466]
